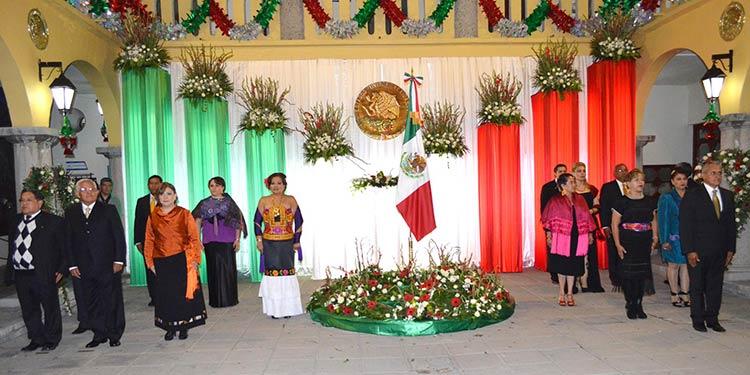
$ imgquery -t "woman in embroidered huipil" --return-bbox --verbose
[542,173,596,307]
[657,167,690,307]
[612,169,658,320]
[254,172,304,319]
[144,183,207,341]
[192,176,247,308]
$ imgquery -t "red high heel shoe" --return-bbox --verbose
[566,294,576,307]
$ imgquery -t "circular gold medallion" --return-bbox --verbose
[27,9,49,50]
[355,81,409,140]
[720,2,745,41]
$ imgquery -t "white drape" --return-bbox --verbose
[167,56,592,279]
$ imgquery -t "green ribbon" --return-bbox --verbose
[309,306,515,336]
[524,0,550,34]
[703,100,721,123]
[182,0,211,35]
[429,0,456,27]
[60,115,75,137]
[254,0,281,29]
[353,0,381,28]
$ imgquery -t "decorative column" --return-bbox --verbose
[0,127,59,202]
[720,113,750,282]
[96,146,124,221]
[635,135,655,168]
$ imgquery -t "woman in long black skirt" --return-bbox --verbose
[611,169,659,320]
[192,176,247,308]
[572,162,605,293]
[145,182,207,340]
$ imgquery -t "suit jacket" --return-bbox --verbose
[540,180,559,216]
[65,202,126,278]
[679,186,737,257]
[133,194,152,245]
[5,212,66,283]
[599,180,623,229]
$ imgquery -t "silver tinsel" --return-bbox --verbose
[401,19,437,38]
[229,23,262,40]
[632,8,655,27]
[68,0,91,13]
[495,19,528,38]
[571,19,594,37]
[155,22,188,41]
[324,20,360,39]
[97,11,123,34]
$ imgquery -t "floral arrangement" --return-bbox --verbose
[703,149,750,233]
[307,245,514,321]
[586,10,641,62]
[475,71,524,126]
[237,77,291,135]
[298,104,354,164]
[113,11,169,71]
[351,171,399,192]
[421,102,468,158]
[177,45,233,100]
[532,38,582,98]
[22,166,78,216]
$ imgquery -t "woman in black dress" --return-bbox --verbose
[611,169,659,319]
[542,173,596,307]
[572,162,605,293]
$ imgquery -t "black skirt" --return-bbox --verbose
[204,242,239,308]
[262,239,295,275]
[153,252,207,331]
[620,229,653,280]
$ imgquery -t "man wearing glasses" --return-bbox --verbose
[64,179,126,348]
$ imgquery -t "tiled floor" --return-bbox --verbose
[1,269,750,374]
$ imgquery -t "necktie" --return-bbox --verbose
[150,197,156,213]
[712,189,721,219]
[84,206,91,219]
[24,215,31,223]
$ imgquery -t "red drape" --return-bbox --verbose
[532,91,579,271]
[478,124,522,273]
[587,60,636,269]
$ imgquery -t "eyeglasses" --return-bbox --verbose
[78,187,97,192]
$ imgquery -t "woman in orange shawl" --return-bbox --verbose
[144,183,207,341]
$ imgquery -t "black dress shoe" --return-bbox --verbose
[21,342,41,351]
[636,308,648,319]
[707,323,726,332]
[178,330,188,340]
[164,331,175,341]
[41,343,58,351]
[693,322,707,332]
[109,339,121,347]
[71,326,88,335]
[626,309,637,320]
[85,338,107,348]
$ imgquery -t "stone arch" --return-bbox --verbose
[0,34,33,127]
[66,59,121,141]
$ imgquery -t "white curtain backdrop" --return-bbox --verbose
[166,56,592,279]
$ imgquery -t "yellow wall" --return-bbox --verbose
[0,0,122,145]
[637,0,750,130]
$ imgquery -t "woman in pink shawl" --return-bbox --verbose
[542,173,597,306]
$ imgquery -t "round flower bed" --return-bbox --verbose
[307,258,515,336]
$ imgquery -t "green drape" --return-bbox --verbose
[184,98,231,282]
[122,68,174,286]
[244,129,286,282]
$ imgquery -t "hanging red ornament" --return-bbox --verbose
[379,0,406,27]
[209,0,235,36]
[302,0,331,29]
[478,0,504,27]
[59,136,78,157]
[702,120,720,140]
[547,0,575,33]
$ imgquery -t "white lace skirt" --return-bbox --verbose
[259,275,304,318]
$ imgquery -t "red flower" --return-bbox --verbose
[372,270,381,276]
[495,292,504,301]
[434,311,444,319]
[368,279,378,288]
[367,300,377,310]
[342,306,353,315]
[406,307,416,316]
[451,297,462,307]
[327,304,335,312]
[419,294,430,302]
[404,293,414,302]
[399,268,411,278]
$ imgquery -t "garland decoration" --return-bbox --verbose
[351,171,399,192]
[177,45,233,101]
[209,0,235,36]
[380,0,406,27]
[114,11,169,71]
[299,104,355,164]
[703,149,750,233]
[524,0,550,34]
[532,38,581,99]
[255,0,281,28]
[421,102,468,157]
[236,77,291,136]
[547,1,576,33]
[476,71,523,126]
[182,0,211,35]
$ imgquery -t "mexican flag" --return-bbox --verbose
[396,72,436,241]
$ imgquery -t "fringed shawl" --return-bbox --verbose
[542,194,597,257]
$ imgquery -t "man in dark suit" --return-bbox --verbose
[133,175,162,306]
[97,178,114,205]
[680,159,736,333]
[65,179,126,348]
[7,190,65,351]
[600,163,628,292]
[540,163,567,284]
